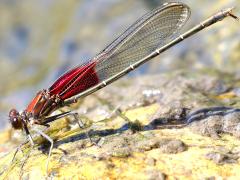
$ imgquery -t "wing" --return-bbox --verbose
[49,2,190,100]
[95,2,190,81]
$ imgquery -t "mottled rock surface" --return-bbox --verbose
[0,70,240,179]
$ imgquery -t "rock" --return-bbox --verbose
[1,70,240,179]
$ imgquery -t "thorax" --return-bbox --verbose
[25,89,61,120]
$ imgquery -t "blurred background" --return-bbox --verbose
[0,0,239,129]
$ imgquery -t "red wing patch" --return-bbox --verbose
[49,62,99,100]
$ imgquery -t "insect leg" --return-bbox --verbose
[19,142,34,177]
[32,127,53,174]
[93,95,134,128]
[71,112,84,128]
[11,137,29,164]
[43,111,84,128]
[43,111,101,146]
[69,112,103,147]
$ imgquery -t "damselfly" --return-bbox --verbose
[8,2,238,171]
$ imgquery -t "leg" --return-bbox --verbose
[27,134,34,146]
[71,112,84,128]
[93,96,136,131]
[85,129,104,147]
[64,112,100,146]
[6,136,34,177]
[66,112,102,146]
[43,111,84,128]
[114,108,142,133]
[19,143,34,177]
[11,138,29,164]
[14,123,35,174]
[44,111,99,147]
[32,127,53,174]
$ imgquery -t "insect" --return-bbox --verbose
[8,2,237,171]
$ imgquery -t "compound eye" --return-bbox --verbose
[9,109,22,129]
[9,109,19,117]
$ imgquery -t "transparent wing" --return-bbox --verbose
[50,2,191,100]
[95,2,190,80]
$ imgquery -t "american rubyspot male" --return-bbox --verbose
[8,2,238,171]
